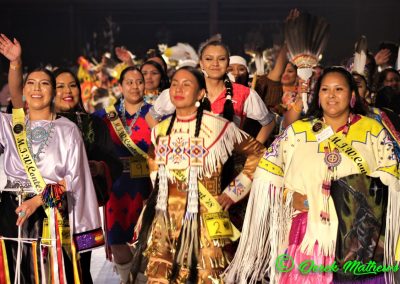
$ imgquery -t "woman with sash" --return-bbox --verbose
[0,34,122,284]
[94,66,153,284]
[132,66,265,283]
[0,61,103,284]
[225,67,400,284]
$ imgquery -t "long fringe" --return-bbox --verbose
[224,175,288,284]
[165,121,245,183]
[383,182,400,284]
[156,166,169,212]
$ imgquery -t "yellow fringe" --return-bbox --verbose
[32,241,39,284]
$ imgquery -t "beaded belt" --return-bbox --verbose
[1,179,36,197]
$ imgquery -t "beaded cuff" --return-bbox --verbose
[73,227,105,252]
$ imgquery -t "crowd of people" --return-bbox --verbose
[0,8,400,284]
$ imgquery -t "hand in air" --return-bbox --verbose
[0,34,22,62]
[115,46,134,64]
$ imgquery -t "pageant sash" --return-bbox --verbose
[328,133,371,175]
[173,170,240,241]
[11,108,46,194]
[105,105,148,160]
[12,109,79,284]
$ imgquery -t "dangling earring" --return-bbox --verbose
[201,69,209,78]
[195,101,201,108]
[350,94,356,108]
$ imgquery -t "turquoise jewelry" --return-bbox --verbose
[26,115,55,162]
[120,99,144,135]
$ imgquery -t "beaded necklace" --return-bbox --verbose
[26,114,55,162]
[316,114,352,224]
[119,99,144,135]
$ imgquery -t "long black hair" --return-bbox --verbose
[166,66,207,282]
[24,67,56,90]
[144,49,168,72]
[199,40,235,122]
[140,60,170,92]
[306,66,367,120]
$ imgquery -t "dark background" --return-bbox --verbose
[0,0,399,71]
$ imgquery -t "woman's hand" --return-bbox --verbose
[292,192,309,212]
[374,49,391,66]
[217,193,235,211]
[115,46,134,66]
[0,34,22,62]
[15,195,43,226]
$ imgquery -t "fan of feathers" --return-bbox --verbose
[284,12,330,67]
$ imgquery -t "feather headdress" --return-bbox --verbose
[352,35,368,76]
[164,42,199,63]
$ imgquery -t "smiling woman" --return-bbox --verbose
[130,67,265,283]
[225,68,400,284]
[93,66,153,284]
[0,34,104,284]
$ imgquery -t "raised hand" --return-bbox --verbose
[374,48,391,66]
[115,46,134,64]
[0,34,22,62]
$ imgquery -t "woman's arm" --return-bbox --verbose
[0,34,24,108]
[219,128,266,209]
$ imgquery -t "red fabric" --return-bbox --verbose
[210,83,250,125]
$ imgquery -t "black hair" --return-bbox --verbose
[377,68,400,90]
[53,68,86,113]
[166,66,206,138]
[199,40,235,192]
[118,66,144,85]
[199,40,230,60]
[198,40,235,122]
[144,49,168,72]
[306,66,367,119]
[140,60,170,92]
[165,66,205,281]
[375,86,400,115]
[24,67,56,90]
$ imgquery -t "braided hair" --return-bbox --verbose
[199,40,236,190]
[165,66,206,281]
[199,40,235,122]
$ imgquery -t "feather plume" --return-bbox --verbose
[254,53,265,76]
[285,12,330,72]
[353,35,368,75]
[285,12,329,113]
[164,43,199,63]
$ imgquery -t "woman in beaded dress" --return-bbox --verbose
[132,66,265,283]
[225,67,400,284]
